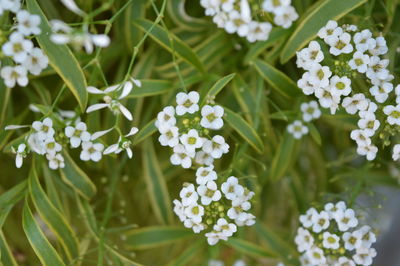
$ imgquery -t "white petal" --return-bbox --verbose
[119,105,133,121]
[91,34,110,47]
[5,125,29,130]
[126,148,133,158]
[15,155,23,168]
[91,127,113,140]
[86,103,108,113]
[118,81,133,99]
[104,144,119,154]
[87,86,105,94]
[126,127,139,137]
[60,0,85,16]
[105,84,119,93]
[70,137,81,148]
[131,78,142,87]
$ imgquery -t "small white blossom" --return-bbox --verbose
[170,144,194,169]
[22,48,49,75]
[196,166,217,185]
[201,105,224,130]
[2,32,33,63]
[322,232,340,249]
[176,91,200,116]
[180,129,204,153]
[12,143,27,168]
[301,101,321,122]
[221,176,244,200]
[80,141,104,162]
[383,104,400,125]
[46,153,65,170]
[287,120,308,139]
[197,181,222,205]
[202,135,229,159]
[348,51,370,73]
[65,122,91,148]
[16,10,41,36]
[0,65,28,88]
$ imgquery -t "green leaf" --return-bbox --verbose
[133,119,157,145]
[200,73,236,105]
[224,107,264,154]
[167,0,210,31]
[269,132,297,182]
[60,151,96,199]
[126,80,173,98]
[133,19,205,73]
[280,0,368,63]
[225,238,276,258]
[125,226,193,250]
[253,59,300,99]
[0,231,18,266]
[309,123,321,145]
[0,180,27,212]
[29,166,79,261]
[142,140,173,224]
[22,201,65,266]
[167,240,203,266]
[26,0,88,111]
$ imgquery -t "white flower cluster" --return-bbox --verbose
[296,20,400,161]
[295,202,377,266]
[173,172,255,245]
[200,0,298,43]
[6,112,138,169]
[287,101,321,139]
[155,91,229,169]
[0,0,49,88]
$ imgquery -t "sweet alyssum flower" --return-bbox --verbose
[200,0,298,43]
[173,174,255,245]
[155,91,229,169]
[296,20,400,161]
[295,202,377,266]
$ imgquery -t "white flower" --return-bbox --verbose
[297,41,324,70]
[170,144,194,169]
[342,231,361,251]
[300,101,321,122]
[213,218,237,237]
[352,225,376,249]
[176,91,200,116]
[317,20,339,41]
[299,207,317,228]
[246,21,272,43]
[330,75,352,96]
[348,51,370,73]
[80,141,104,162]
[273,6,298,29]
[184,219,205,233]
[46,153,65,170]
[173,199,186,221]
[16,10,41,36]
[22,48,49,75]
[44,137,62,156]
[60,0,85,16]
[65,122,91,148]
[180,129,204,153]
[324,201,346,218]
[155,106,176,128]
[342,93,368,114]
[262,0,291,12]
[370,82,393,103]
[32,118,55,141]
[205,232,224,245]
[369,36,388,56]
[327,32,353,56]
[12,143,27,168]
[353,247,376,266]
[27,133,46,155]
[0,65,28,88]
[221,176,244,200]
[158,125,179,147]
[295,227,314,252]
[395,84,400,104]
[297,72,315,95]
[184,203,204,224]
[334,208,358,231]
[357,113,380,137]
[350,129,371,147]
[287,120,308,139]
[315,86,340,114]
[334,257,356,266]
[2,32,33,63]
[227,198,251,220]
[224,10,250,36]
[202,135,229,159]
[393,144,400,161]
[353,30,376,53]
[200,0,219,16]
[196,166,217,185]
[197,181,222,205]
[0,0,21,13]
[357,144,378,161]
[366,56,389,83]
[308,64,332,88]
[195,151,214,166]
[201,105,224,130]
[322,232,340,249]
[311,211,330,233]
[234,212,255,226]
[103,127,138,159]
[383,104,400,125]
[179,184,198,206]
[306,246,326,265]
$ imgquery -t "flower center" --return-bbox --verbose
[188,137,197,145]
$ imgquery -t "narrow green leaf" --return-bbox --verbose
[280,0,368,63]
[22,201,65,266]
[224,108,264,154]
[269,132,296,182]
[125,226,193,250]
[200,73,236,105]
[26,0,88,111]
[0,180,27,211]
[133,19,205,73]
[0,231,18,266]
[225,238,277,258]
[253,59,300,99]
[126,80,173,98]
[309,123,321,145]
[167,0,210,31]
[29,166,79,261]
[60,151,96,199]
[167,240,203,266]
[142,140,173,224]
[132,119,157,145]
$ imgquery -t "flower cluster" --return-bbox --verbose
[7,113,138,169]
[296,20,400,161]
[155,91,229,169]
[295,202,377,266]
[173,172,255,245]
[200,0,298,43]
[287,100,321,139]
[0,0,49,88]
